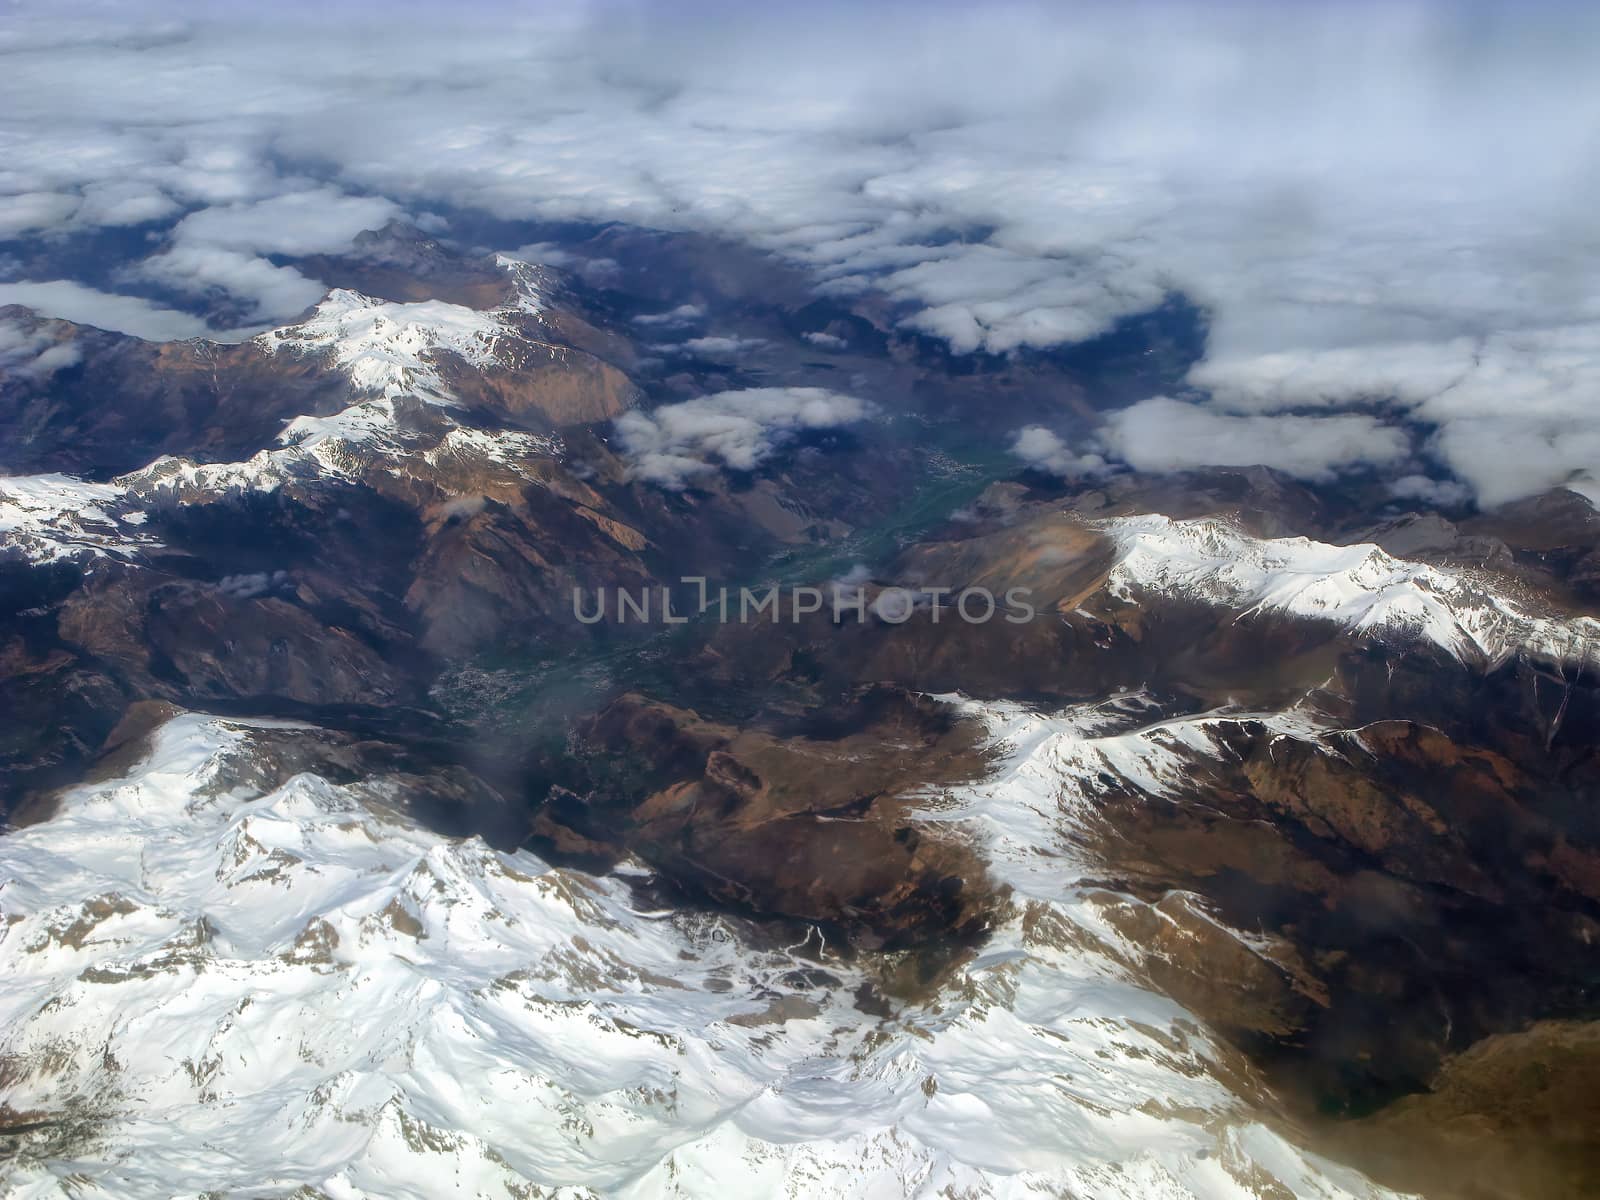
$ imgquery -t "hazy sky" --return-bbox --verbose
[3,0,1598,504]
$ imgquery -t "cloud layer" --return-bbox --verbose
[617,387,872,488]
[0,281,210,341]
[1102,398,1410,485]
[2,2,1599,503]
[1010,426,1107,480]
[0,317,80,381]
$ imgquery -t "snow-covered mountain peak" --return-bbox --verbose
[0,473,156,565]
[259,258,546,407]
[1099,513,1600,667]
[107,409,562,507]
[0,708,1407,1199]
[265,291,508,405]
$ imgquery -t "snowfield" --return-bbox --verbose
[0,709,1408,1199]
[142,255,564,494]
[0,474,155,566]
[1101,514,1600,668]
[261,255,545,414]
[0,261,564,527]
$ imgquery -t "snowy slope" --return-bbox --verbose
[113,257,558,500]
[266,296,513,413]
[2,261,563,559]
[118,418,560,500]
[0,474,155,565]
[268,289,510,405]
[926,691,1327,893]
[262,256,545,407]
[0,710,1408,1200]
[1100,514,1600,667]
[113,261,563,501]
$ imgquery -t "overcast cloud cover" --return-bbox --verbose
[2,0,1599,505]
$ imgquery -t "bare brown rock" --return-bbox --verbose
[560,689,1000,950]
[1327,1021,1600,1200]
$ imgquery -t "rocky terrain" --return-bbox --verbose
[3,224,1599,1199]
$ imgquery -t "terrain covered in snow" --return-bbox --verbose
[264,257,546,410]
[0,474,156,565]
[0,708,1407,1199]
[0,261,566,552]
[1100,514,1600,668]
[128,256,565,496]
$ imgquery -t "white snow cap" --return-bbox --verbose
[0,708,1405,1199]
[0,473,155,564]
[1101,514,1600,667]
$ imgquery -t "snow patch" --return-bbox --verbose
[259,258,545,407]
[0,710,1405,1199]
[111,260,563,499]
[0,474,156,565]
[1101,514,1600,667]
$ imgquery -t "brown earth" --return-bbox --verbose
[535,686,1001,954]
[1324,1020,1600,1200]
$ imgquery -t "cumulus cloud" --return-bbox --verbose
[0,192,81,238]
[1101,397,1409,483]
[1428,418,1600,510]
[1010,425,1107,479]
[436,495,487,521]
[1389,474,1474,508]
[1188,324,1600,504]
[673,335,767,358]
[511,242,622,287]
[0,281,209,340]
[167,188,402,260]
[0,318,80,381]
[616,387,872,489]
[74,179,182,228]
[1,3,1599,501]
[828,563,873,610]
[137,245,326,323]
[215,569,290,600]
[137,188,404,321]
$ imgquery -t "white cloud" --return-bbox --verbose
[0,281,209,340]
[136,244,326,322]
[1009,425,1107,479]
[0,192,81,238]
[215,570,289,600]
[616,387,873,489]
[135,188,404,321]
[1,3,1599,501]
[1428,417,1600,510]
[511,242,622,287]
[633,305,705,328]
[0,318,80,380]
[1389,474,1473,508]
[74,179,181,228]
[167,189,402,259]
[1190,324,1600,503]
[673,335,767,358]
[1101,397,1409,483]
[803,331,847,350]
